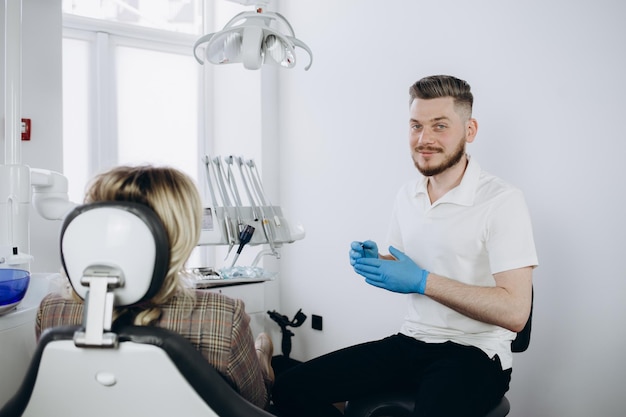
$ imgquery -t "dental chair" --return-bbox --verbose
[343,291,533,417]
[0,201,274,417]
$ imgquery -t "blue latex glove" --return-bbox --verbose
[353,246,429,294]
[349,240,378,266]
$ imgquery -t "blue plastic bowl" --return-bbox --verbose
[0,269,31,313]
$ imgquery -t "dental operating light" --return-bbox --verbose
[193,7,313,70]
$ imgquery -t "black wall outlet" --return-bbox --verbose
[312,314,323,331]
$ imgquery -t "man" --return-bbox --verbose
[271,75,538,417]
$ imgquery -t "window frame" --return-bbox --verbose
[61,13,209,185]
[62,12,213,267]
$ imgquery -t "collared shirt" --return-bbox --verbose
[388,156,538,369]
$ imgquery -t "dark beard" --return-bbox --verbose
[414,139,466,177]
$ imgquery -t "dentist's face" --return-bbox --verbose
[409,97,476,177]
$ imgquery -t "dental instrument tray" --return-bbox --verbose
[197,155,305,247]
[199,205,304,246]
[190,266,276,289]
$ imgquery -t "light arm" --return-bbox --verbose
[31,168,78,220]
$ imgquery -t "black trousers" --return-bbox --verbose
[271,334,511,417]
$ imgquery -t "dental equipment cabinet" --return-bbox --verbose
[195,154,305,338]
[0,150,305,407]
[0,0,305,406]
[0,151,305,407]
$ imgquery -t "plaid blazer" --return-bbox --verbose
[36,290,269,409]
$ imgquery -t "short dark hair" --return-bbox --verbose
[409,75,473,119]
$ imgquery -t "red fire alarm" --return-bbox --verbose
[21,118,31,141]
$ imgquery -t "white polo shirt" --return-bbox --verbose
[388,156,538,370]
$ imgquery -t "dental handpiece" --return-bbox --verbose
[230,224,255,268]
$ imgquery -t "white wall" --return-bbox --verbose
[0,0,63,273]
[5,0,626,416]
[276,1,626,416]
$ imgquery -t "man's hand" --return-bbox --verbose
[354,246,429,294]
[349,240,379,266]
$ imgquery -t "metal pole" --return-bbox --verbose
[4,0,22,165]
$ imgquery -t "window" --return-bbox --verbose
[62,0,203,35]
[62,0,209,265]
[62,0,205,202]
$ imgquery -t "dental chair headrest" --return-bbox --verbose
[60,201,170,307]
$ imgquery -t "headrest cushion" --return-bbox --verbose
[60,201,170,307]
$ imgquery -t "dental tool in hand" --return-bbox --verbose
[231,224,255,267]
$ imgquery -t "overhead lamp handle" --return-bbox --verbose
[290,37,313,71]
[192,33,216,64]
[242,26,264,70]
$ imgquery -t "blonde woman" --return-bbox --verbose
[36,165,274,410]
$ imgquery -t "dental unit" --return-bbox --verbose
[0,0,307,408]
[200,155,305,275]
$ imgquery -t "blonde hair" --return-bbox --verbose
[84,165,202,325]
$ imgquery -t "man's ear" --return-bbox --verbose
[465,118,478,143]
